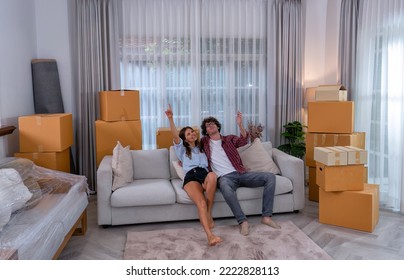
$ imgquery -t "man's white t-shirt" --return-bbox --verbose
[209,139,236,177]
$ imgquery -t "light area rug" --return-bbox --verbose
[123,221,332,260]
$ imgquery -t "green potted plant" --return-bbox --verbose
[277,121,306,159]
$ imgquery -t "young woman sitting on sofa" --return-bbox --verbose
[164,104,222,246]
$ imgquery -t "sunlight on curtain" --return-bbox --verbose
[355,0,404,213]
[120,0,268,149]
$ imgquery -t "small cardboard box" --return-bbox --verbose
[99,90,140,121]
[305,132,365,167]
[335,146,368,165]
[308,167,319,202]
[156,126,200,149]
[308,101,354,133]
[316,162,365,192]
[315,85,348,101]
[18,113,73,152]
[95,120,142,167]
[15,148,70,173]
[314,146,348,166]
[319,184,379,232]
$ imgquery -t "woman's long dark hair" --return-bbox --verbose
[179,126,203,159]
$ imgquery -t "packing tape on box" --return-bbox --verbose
[35,116,42,126]
[314,134,340,146]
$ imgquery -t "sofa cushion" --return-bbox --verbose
[172,175,292,204]
[169,146,180,179]
[238,138,281,175]
[171,160,185,180]
[171,178,189,203]
[132,149,170,179]
[111,141,133,191]
[111,179,176,207]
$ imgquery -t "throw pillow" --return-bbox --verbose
[0,168,33,213]
[111,141,133,191]
[237,138,281,175]
[172,160,185,180]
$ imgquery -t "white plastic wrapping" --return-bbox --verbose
[0,157,88,259]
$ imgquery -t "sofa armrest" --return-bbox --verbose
[272,148,305,211]
[97,155,113,225]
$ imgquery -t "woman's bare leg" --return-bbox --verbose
[202,172,217,228]
[184,181,222,246]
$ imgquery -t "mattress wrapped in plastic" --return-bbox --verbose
[0,157,88,259]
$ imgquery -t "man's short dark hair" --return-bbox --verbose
[201,117,222,136]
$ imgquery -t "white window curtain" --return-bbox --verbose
[355,0,404,213]
[120,0,269,149]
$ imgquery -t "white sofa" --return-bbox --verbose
[97,141,305,226]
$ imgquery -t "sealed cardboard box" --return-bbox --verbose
[15,148,70,173]
[95,120,142,166]
[305,132,365,166]
[319,184,379,232]
[316,162,364,192]
[308,167,319,202]
[315,85,348,101]
[308,101,354,133]
[314,146,348,166]
[156,126,200,149]
[18,113,73,152]
[99,90,140,121]
[336,146,368,165]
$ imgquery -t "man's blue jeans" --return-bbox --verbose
[218,171,276,224]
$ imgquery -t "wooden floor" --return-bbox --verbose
[59,189,404,260]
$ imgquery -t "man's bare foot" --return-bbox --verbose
[240,220,249,236]
[261,216,281,229]
[208,235,223,246]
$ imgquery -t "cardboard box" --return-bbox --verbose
[315,85,348,101]
[364,166,368,183]
[308,167,319,202]
[99,90,140,121]
[156,126,200,149]
[316,162,365,192]
[95,120,142,166]
[319,184,379,232]
[314,146,348,166]
[335,146,368,165]
[15,148,70,173]
[308,101,354,133]
[305,132,365,167]
[18,113,73,152]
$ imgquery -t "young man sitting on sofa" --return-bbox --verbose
[200,112,281,236]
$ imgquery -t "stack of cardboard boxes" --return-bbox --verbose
[314,146,379,232]
[95,90,142,167]
[307,85,379,232]
[16,113,73,173]
[306,85,366,201]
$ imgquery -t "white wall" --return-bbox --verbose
[0,0,37,158]
[0,0,73,158]
[303,0,341,88]
[35,0,74,115]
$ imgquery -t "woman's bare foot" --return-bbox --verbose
[208,235,223,246]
